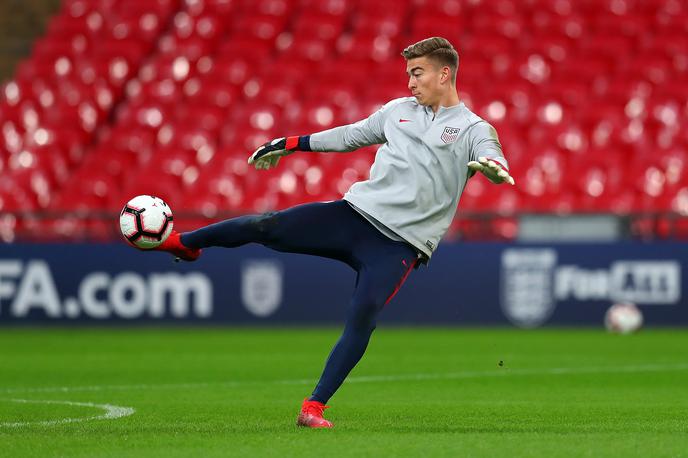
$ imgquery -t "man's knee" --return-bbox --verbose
[348,298,383,331]
[248,212,280,240]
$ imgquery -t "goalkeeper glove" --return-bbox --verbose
[248,136,301,170]
[467,156,515,185]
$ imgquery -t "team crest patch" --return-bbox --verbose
[441,126,461,144]
[241,260,283,317]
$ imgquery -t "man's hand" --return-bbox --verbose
[467,157,515,185]
[248,137,298,170]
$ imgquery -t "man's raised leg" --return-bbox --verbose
[158,201,358,264]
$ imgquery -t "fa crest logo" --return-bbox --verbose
[440,126,460,144]
[241,260,283,317]
[500,249,558,328]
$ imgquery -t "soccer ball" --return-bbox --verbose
[119,195,174,249]
[604,302,643,334]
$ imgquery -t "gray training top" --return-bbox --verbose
[308,96,508,260]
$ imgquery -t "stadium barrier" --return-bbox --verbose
[0,241,685,326]
[2,210,688,243]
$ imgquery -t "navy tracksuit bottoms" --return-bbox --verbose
[181,200,418,403]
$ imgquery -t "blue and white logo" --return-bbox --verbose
[501,249,682,328]
[241,260,283,317]
[500,249,558,328]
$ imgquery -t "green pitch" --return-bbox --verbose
[0,328,686,457]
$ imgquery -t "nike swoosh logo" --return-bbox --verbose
[399,119,412,123]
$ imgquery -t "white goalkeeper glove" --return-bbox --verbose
[467,157,515,185]
[248,136,300,170]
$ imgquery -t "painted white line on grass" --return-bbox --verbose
[0,362,686,395]
[0,399,135,428]
[344,362,688,384]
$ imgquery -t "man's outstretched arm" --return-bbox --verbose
[248,100,402,170]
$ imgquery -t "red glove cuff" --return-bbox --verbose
[285,136,299,150]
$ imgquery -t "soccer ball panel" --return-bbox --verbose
[140,208,167,233]
[119,212,138,238]
[119,195,174,249]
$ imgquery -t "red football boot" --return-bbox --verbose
[154,231,201,262]
[296,399,333,428]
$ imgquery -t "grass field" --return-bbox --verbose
[0,327,686,457]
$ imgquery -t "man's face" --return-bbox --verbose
[406,56,448,106]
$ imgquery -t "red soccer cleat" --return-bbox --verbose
[154,231,201,262]
[296,399,333,428]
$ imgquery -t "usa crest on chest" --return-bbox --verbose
[441,126,461,144]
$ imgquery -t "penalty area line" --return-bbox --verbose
[0,399,135,428]
[0,362,687,395]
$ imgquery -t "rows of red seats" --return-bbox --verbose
[1,0,688,241]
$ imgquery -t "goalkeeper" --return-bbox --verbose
[153,37,514,428]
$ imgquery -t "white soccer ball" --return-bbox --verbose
[119,195,174,249]
[604,302,643,334]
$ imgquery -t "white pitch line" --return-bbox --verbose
[344,362,688,384]
[0,399,135,428]
[0,362,686,395]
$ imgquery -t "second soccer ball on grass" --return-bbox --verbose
[605,302,643,334]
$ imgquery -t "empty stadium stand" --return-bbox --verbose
[1,0,687,241]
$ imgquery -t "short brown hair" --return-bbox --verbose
[402,37,459,84]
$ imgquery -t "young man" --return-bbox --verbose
[152,37,514,428]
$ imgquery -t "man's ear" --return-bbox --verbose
[441,66,451,84]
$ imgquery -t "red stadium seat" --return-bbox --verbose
[278,36,336,63]
[48,10,105,39]
[231,15,288,44]
[336,33,397,62]
[118,0,178,17]
[354,0,409,15]
[128,78,184,106]
[186,80,241,110]
[353,13,405,38]
[298,0,352,17]
[238,0,297,16]
[215,37,274,63]
[293,13,346,42]
[289,101,342,132]
[245,77,299,108]
[138,55,194,85]
[306,80,356,108]
[411,0,463,17]
[409,15,463,45]
[174,105,226,131]
[158,35,215,61]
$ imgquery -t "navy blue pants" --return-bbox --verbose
[181,200,418,403]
